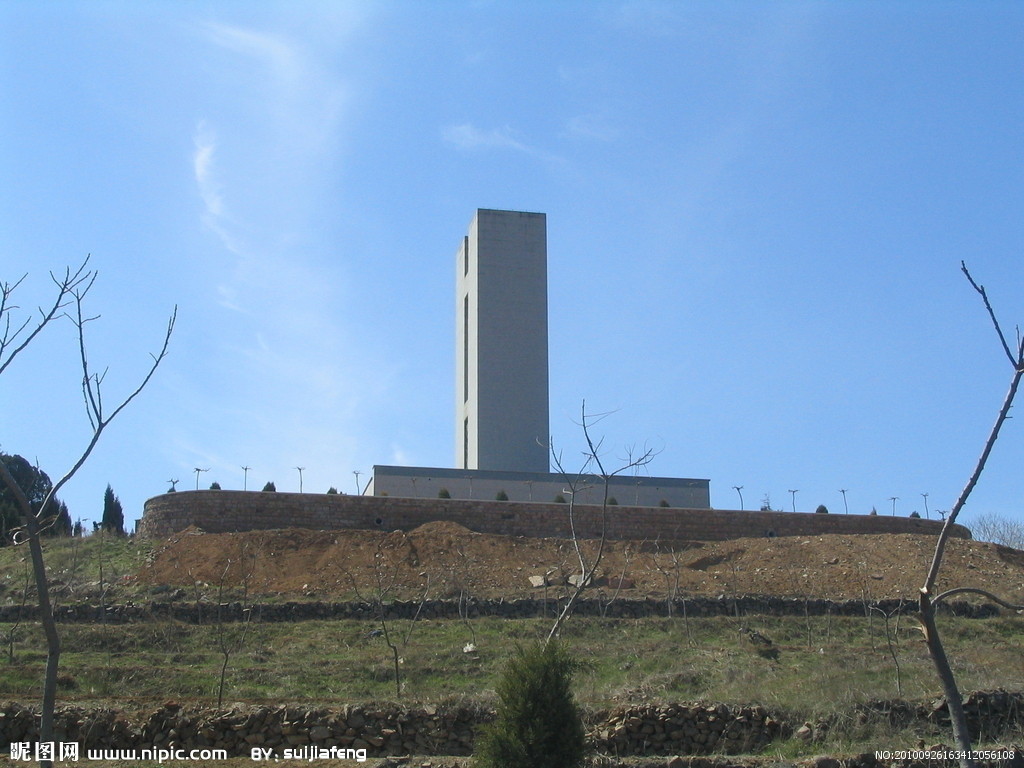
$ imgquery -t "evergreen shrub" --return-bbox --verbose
[474,640,586,768]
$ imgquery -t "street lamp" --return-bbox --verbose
[732,486,744,511]
[193,467,209,490]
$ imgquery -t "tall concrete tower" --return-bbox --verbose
[455,209,549,472]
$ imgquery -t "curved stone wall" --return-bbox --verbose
[139,490,967,541]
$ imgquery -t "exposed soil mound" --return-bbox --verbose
[136,524,1024,603]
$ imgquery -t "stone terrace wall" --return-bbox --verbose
[0,595,999,625]
[139,490,966,541]
[2,691,1020,759]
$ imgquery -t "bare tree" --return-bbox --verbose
[454,543,478,647]
[342,536,431,698]
[546,402,655,644]
[5,555,31,664]
[871,604,903,697]
[214,546,259,707]
[968,512,1024,550]
[597,539,638,619]
[0,259,175,766]
[917,263,1024,766]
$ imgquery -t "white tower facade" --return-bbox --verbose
[455,209,549,472]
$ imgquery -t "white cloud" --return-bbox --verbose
[192,121,246,258]
[390,444,411,467]
[442,123,531,152]
[441,123,564,164]
[201,21,348,156]
[189,20,354,303]
[564,113,620,142]
[174,11,398,498]
[192,124,222,217]
[194,132,223,217]
[604,1,682,38]
[202,22,297,73]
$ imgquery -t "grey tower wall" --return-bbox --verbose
[455,209,549,472]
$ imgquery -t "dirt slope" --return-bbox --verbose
[135,521,1024,604]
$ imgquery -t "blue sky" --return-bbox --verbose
[1,1,1021,532]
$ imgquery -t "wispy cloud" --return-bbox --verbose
[176,12,399,498]
[192,121,245,258]
[564,113,620,142]
[201,21,348,154]
[442,123,531,152]
[441,122,563,163]
[202,22,297,73]
[189,20,352,296]
[603,1,682,38]
[192,123,222,216]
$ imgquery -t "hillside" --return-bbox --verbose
[4,525,1024,765]
[134,522,1024,604]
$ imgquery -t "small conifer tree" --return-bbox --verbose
[496,489,509,501]
[101,484,125,536]
[474,640,586,768]
[438,487,451,499]
[262,481,276,492]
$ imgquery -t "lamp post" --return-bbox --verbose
[733,485,744,511]
[194,467,209,490]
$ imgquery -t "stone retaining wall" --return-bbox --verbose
[139,490,966,542]
[0,595,1001,625]
[1,692,1020,759]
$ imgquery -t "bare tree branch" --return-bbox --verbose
[933,587,1024,611]
[922,352,1023,594]
[0,257,92,377]
[960,260,1021,368]
[917,264,1024,767]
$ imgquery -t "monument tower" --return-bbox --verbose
[455,209,549,473]
[369,208,708,507]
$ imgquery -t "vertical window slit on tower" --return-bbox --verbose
[463,294,469,402]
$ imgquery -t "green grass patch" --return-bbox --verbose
[0,534,154,607]
[2,613,1022,714]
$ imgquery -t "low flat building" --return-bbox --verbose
[368,465,710,508]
